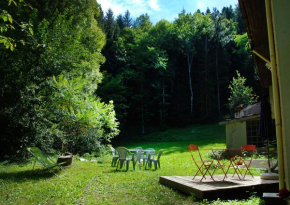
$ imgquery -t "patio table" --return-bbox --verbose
[130,149,156,167]
[204,148,242,181]
[223,148,243,180]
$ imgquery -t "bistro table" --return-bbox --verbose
[204,148,242,181]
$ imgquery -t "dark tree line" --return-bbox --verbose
[97,6,262,138]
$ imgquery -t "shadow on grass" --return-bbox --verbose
[102,169,118,174]
[161,140,225,156]
[0,168,61,182]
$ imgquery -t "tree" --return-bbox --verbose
[104,9,120,44]
[211,8,237,116]
[133,14,152,31]
[234,5,245,34]
[96,6,105,31]
[149,20,174,127]
[0,0,35,51]
[116,14,125,29]
[123,10,133,28]
[0,0,119,159]
[96,4,259,139]
[49,75,119,154]
[174,12,201,115]
[228,71,257,111]
[194,13,214,117]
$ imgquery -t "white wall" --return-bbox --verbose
[226,121,247,148]
[272,0,290,189]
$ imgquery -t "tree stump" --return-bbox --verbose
[57,154,73,166]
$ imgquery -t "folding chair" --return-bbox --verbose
[235,145,256,179]
[27,147,66,176]
[188,144,214,182]
[224,148,243,180]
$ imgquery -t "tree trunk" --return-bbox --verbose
[160,79,165,127]
[204,34,209,116]
[187,53,194,115]
[215,44,221,116]
[141,72,145,135]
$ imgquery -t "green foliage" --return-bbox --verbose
[234,33,250,54]
[228,71,258,110]
[97,72,128,122]
[0,5,16,50]
[1,2,260,158]
[0,0,119,159]
[97,5,260,137]
[133,13,152,31]
[48,75,119,154]
[0,0,34,51]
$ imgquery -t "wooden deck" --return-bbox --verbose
[159,175,279,200]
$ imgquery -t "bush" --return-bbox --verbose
[228,71,257,111]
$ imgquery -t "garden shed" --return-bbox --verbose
[220,101,274,151]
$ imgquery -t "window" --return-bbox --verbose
[246,120,264,147]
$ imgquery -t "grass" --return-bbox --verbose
[0,124,264,204]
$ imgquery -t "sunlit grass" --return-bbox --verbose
[0,124,263,204]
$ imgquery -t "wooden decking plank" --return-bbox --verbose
[160,175,279,200]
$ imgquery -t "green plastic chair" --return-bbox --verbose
[133,147,144,169]
[146,149,163,170]
[115,147,135,171]
[27,147,65,176]
[142,148,155,166]
[110,146,119,167]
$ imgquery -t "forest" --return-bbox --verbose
[96,4,261,137]
[0,0,261,159]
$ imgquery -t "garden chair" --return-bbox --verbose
[188,144,214,182]
[134,147,143,169]
[110,146,119,167]
[233,145,256,179]
[145,149,163,170]
[27,147,65,176]
[115,147,136,171]
[143,148,155,166]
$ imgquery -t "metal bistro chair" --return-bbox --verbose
[188,144,214,182]
[233,145,256,179]
[115,147,135,171]
[110,146,119,167]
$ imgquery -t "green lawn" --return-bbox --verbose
[0,124,263,204]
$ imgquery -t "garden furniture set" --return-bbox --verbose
[110,147,163,171]
[188,144,256,182]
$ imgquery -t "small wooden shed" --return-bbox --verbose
[220,103,265,149]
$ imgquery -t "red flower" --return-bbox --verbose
[279,189,290,199]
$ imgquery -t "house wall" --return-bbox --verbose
[226,121,247,148]
[272,0,290,189]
